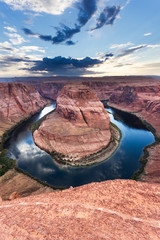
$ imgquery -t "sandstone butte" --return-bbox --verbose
[33,84,115,165]
[0,179,160,240]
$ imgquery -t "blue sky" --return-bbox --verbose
[0,0,160,77]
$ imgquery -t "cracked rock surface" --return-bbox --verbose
[0,179,160,240]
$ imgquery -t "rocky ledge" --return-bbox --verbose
[33,84,120,165]
[0,179,160,240]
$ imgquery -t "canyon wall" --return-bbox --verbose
[0,82,48,141]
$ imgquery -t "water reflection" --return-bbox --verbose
[6,103,155,188]
[38,104,56,119]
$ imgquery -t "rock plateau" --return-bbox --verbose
[33,84,114,165]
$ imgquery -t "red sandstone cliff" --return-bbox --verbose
[0,82,48,140]
[33,84,111,164]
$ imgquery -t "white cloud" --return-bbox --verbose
[0,41,13,51]
[4,26,17,32]
[144,32,152,36]
[146,44,160,48]
[0,40,45,56]
[20,46,45,53]
[4,32,27,45]
[110,42,134,49]
[1,0,75,15]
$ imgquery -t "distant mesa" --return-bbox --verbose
[33,83,120,166]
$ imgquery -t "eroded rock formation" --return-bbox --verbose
[33,84,112,165]
[0,82,48,140]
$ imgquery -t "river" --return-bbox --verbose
[6,103,155,188]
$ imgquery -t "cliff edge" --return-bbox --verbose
[0,179,160,240]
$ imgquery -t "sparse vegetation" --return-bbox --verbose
[30,115,47,133]
[0,149,16,177]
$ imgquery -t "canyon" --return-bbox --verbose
[33,84,120,165]
[0,76,160,239]
[32,76,160,183]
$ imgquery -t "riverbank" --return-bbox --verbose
[50,123,121,166]
[106,102,160,183]
[0,104,51,175]
[0,104,59,200]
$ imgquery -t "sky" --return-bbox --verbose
[0,0,160,77]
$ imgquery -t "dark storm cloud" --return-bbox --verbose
[76,0,97,26]
[105,53,114,58]
[117,45,147,57]
[39,34,53,41]
[28,56,103,75]
[22,28,36,36]
[65,40,76,45]
[31,56,102,70]
[22,23,80,45]
[40,0,97,44]
[22,0,98,45]
[52,25,80,44]
[105,52,114,60]
[92,5,121,30]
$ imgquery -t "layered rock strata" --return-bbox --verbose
[0,179,160,240]
[0,169,54,201]
[0,82,48,140]
[33,84,113,165]
[108,85,160,183]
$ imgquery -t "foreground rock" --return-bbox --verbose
[33,84,115,165]
[0,169,54,201]
[0,179,160,240]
